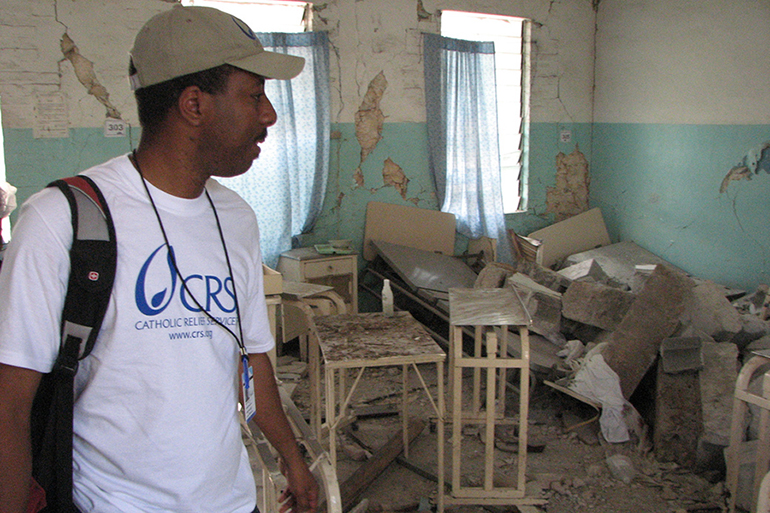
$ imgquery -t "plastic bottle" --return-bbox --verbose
[382,279,394,317]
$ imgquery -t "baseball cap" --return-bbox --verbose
[129,5,305,90]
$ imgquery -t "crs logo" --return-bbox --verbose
[231,16,257,41]
[135,244,236,316]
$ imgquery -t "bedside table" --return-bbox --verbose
[277,247,358,313]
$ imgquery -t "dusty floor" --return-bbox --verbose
[275,352,727,513]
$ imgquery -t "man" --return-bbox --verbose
[0,5,318,512]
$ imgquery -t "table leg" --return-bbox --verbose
[403,364,409,459]
[437,359,445,513]
[326,366,337,468]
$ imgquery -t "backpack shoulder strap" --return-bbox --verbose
[29,176,117,512]
[47,175,117,370]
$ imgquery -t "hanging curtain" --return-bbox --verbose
[423,32,513,264]
[220,31,330,267]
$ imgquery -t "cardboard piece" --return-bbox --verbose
[528,207,610,268]
[363,201,456,261]
[263,264,283,295]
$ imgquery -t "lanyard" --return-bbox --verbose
[131,152,248,361]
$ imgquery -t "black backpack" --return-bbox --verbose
[29,176,117,512]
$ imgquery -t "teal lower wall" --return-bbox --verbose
[4,121,766,291]
[591,123,770,291]
[4,127,139,221]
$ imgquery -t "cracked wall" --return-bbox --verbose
[311,0,596,250]
[0,0,165,130]
[546,145,589,222]
[589,0,770,291]
[60,33,121,120]
[315,0,595,125]
[721,142,770,194]
[2,0,597,272]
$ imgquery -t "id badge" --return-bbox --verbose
[241,358,256,423]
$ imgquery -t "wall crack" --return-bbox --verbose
[60,33,121,119]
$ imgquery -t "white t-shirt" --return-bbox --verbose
[0,155,274,512]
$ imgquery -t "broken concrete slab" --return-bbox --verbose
[563,241,683,292]
[505,273,565,345]
[659,337,703,374]
[699,340,739,446]
[561,281,636,331]
[653,361,702,468]
[514,260,572,293]
[557,258,609,284]
[600,265,694,399]
[682,280,743,342]
[731,313,770,350]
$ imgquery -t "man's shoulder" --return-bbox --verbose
[80,154,133,184]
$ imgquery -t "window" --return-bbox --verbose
[179,0,330,266]
[440,10,530,213]
[181,0,310,32]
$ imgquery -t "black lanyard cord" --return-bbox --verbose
[131,151,248,358]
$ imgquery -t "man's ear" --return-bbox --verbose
[177,85,209,126]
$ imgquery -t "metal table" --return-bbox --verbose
[310,311,446,506]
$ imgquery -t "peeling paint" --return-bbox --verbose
[720,142,770,193]
[353,168,364,187]
[60,33,121,119]
[416,0,432,20]
[355,71,387,172]
[546,145,590,222]
[382,157,409,199]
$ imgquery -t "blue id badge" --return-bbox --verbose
[241,357,256,423]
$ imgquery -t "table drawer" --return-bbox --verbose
[303,258,355,279]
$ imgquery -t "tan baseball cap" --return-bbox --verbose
[129,5,305,90]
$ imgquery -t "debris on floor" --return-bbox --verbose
[494,231,770,488]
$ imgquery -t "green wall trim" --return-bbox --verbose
[4,121,766,290]
[591,123,770,290]
[3,127,139,219]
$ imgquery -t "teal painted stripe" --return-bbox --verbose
[3,127,139,219]
[7,121,763,291]
[592,123,770,290]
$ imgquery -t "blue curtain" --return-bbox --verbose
[423,33,513,264]
[220,32,330,267]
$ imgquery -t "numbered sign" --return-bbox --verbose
[104,119,128,138]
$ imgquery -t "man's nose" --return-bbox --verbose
[261,97,277,128]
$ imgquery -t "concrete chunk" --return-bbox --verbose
[505,273,565,345]
[562,281,636,331]
[683,281,742,342]
[557,258,609,284]
[601,265,694,399]
[654,362,702,467]
[699,340,738,446]
[659,337,703,374]
[514,260,572,293]
[563,241,683,291]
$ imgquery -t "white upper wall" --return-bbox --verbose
[319,0,596,124]
[0,0,596,129]
[594,0,770,125]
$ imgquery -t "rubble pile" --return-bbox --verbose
[478,240,770,479]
